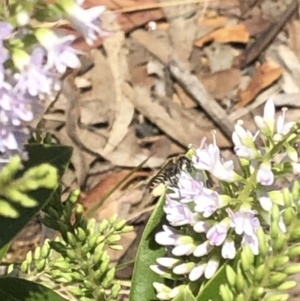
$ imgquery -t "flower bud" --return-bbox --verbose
[219,284,233,301]
[276,280,296,290]
[87,235,98,249]
[36,259,46,272]
[288,244,300,257]
[264,294,289,301]
[99,219,109,232]
[273,255,289,268]
[66,232,77,246]
[254,264,265,282]
[102,267,115,288]
[269,272,287,286]
[283,207,295,226]
[257,227,268,256]
[107,234,121,244]
[111,283,121,299]
[273,234,286,252]
[225,265,236,287]
[34,247,41,260]
[53,261,70,271]
[20,261,28,273]
[235,264,246,292]
[252,287,264,299]
[282,188,292,208]
[241,245,254,272]
[76,227,86,242]
[292,181,300,203]
[271,204,280,223]
[173,262,195,275]
[25,251,32,265]
[290,228,300,240]
[41,241,50,259]
[114,219,127,231]
[286,144,298,162]
[235,293,245,301]
[284,264,300,275]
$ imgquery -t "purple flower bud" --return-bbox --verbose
[193,240,212,257]
[221,238,236,259]
[204,257,219,279]
[256,162,274,186]
[189,264,205,281]
[206,219,230,246]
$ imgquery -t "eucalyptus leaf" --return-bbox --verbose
[0,277,67,301]
[0,144,72,249]
[129,194,167,301]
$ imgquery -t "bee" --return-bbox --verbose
[147,155,193,197]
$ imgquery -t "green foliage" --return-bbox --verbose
[0,277,68,301]
[18,188,133,301]
[0,144,72,249]
[130,194,168,301]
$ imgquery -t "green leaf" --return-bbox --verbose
[0,144,73,249]
[129,194,167,301]
[0,277,68,301]
[174,287,197,301]
[0,242,10,262]
[195,264,225,301]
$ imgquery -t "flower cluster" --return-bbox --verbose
[151,99,300,301]
[0,0,108,164]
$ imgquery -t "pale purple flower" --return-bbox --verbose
[206,219,229,246]
[204,257,219,279]
[0,22,12,40]
[194,188,220,217]
[193,220,213,233]
[14,47,54,97]
[228,208,260,236]
[254,98,275,135]
[164,195,196,226]
[156,257,180,269]
[173,262,195,275]
[172,244,196,256]
[46,34,83,73]
[153,283,171,301]
[193,240,213,257]
[58,0,109,45]
[192,135,238,182]
[0,85,34,126]
[242,233,259,255]
[221,238,236,259]
[168,171,203,203]
[256,162,274,186]
[274,108,295,142]
[36,28,84,73]
[232,122,258,159]
[189,264,206,281]
[155,225,181,246]
[258,192,273,211]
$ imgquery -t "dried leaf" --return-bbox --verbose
[237,62,283,108]
[195,24,250,47]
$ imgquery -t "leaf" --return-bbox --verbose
[129,194,167,301]
[173,287,197,301]
[0,144,73,249]
[0,277,67,301]
[0,242,10,262]
[195,264,225,301]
